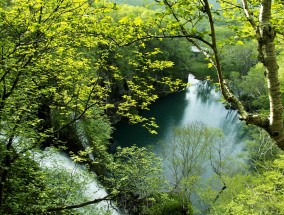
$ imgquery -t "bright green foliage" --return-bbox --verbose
[112,0,153,7]
[154,0,210,39]
[200,127,281,214]
[199,173,253,214]
[194,129,283,214]
[225,156,284,215]
[0,0,185,213]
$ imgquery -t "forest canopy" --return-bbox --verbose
[1,0,284,214]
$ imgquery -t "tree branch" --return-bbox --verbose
[241,0,257,28]
[46,195,113,212]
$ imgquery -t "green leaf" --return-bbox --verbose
[236,40,244,45]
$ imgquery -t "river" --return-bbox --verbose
[113,74,247,212]
[113,74,245,151]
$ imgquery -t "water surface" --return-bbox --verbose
[113,74,244,152]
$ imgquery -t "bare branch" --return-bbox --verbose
[46,195,113,213]
[241,0,257,28]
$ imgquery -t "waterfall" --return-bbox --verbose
[34,148,121,215]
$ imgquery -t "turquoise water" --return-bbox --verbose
[113,74,244,152]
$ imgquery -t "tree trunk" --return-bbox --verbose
[257,0,284,148]
[205,0,284,149]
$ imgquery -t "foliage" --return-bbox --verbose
[197,149,282,214]
[69,106,113,175]
[220,42,258,77]
[160,121,244,214]
[2,0,284,213]
[199,173,252,215]
[141,193,193,215]
[228,63,269,112]
[199,129,283,214]
[224,155,284,215]
[0,149,97,214]
[0,0,185,213]
[106,146,166,213]
[1,154,48,214]
[112,0,154,7]
[153,0,284,149]
[244,126,281,171]
[276,49,284,94]
[143,38,214,81]
[162,122,221,186]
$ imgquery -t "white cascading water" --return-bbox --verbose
[187,73,200,86]
[35,148,121,215]
[184,74,241,140]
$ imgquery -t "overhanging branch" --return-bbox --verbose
[46,195,114,212]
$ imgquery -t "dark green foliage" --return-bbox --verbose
[220,42,258,78]
[228,63,269,112]
[0,152,87,215]
[142,193,193,215]
[146,38,215,81]
[2,156,45,214]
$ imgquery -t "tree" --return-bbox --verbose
[106,146,166,214]
[228,63,269,111]
[161,122,229,212]
[0,0,115,211]
[195,126,281,214]
[158,121,252,214]
[244,126,281,171]
[154,0,284,149]
[0,0,182,213]
[220,42,258,77]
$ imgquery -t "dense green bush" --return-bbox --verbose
[142,193,193,215]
